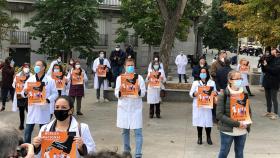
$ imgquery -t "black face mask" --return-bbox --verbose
[54,109,70,121]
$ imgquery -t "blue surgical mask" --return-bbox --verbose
[34,66,41,74]
[153,65,159,70]
[233,80,242,88]
[126,66,134,74]
[200,73,207,79]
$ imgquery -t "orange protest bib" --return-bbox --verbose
[15,76,27,94]
[197,86,214,109]
[239,65,249,73]
[97,65,107,77]
[27,82,46,105]
[148,71,161,88]
[230,93,252,124]
[120,73,139,97]
[52,72,66,90]
[71,70,84,85]
[41,131,76,158]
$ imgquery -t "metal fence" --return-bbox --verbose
[101,0,121,6]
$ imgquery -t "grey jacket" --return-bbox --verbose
[216,88,251,133]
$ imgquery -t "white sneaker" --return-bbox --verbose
[104,99,109,102]
[96,99,101,103]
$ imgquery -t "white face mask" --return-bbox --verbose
[100,54,104,58]
[116,48,120,51]
[57,58,61,62]
[220,58,225,62]
[54,69,60,73]
[75,64,81,69]
[23,67,30,73]
[154,58,159,61]
[70,61,74,64]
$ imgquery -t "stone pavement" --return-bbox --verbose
[0,86,279,158]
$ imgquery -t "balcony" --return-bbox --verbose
[10,31,30,45]
[99,0,121,10]
[97,34,108,46]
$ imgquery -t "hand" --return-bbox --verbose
[239,122,247,129]
[32,136,41,148]
[74,136,84,151]
[193,92,198,97]
[114,57,117,60]
[21,143,34,158]
[263,60,267,66]
[119,91,121,98]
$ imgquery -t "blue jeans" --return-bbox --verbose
[122,128,143,158]
[218,132,247,158]
[24,124,44,143]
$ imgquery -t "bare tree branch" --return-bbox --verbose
[156,0,169,21]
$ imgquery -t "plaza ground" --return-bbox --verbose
[0,85,279,158]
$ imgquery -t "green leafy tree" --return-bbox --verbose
[117,0,205,71]
[0,0,19,48]
[223,0,280,47]
[25,0,101,58]
[200,0,238,51]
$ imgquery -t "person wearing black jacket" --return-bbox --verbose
[192,57,209,81]
[1,57,15,111]
[261,48,280,120]
[109,45,126,87]
[216,60,232,92]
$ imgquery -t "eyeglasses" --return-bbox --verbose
[230,78,243,81]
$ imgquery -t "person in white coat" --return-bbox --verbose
[146,61,166,118]
[148,55,165,74]
[237,58,254,96]
[33,96,96,157]
[12,63,32,130]
[46,55,62,76]
[22,60,58,143]
[66,61,88,115]
[114,58,146,158]
[175,52,188,83]
[189,68,217,145]
[92,51,111,102]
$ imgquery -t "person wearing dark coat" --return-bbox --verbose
[109,45,126,88]
[215,60,232,92]
[261,48,280,120]
[192,57,209,81]
[1,57,15,111]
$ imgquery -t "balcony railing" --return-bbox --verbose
[100,0,121,6]
[10,31,30,45]
[97,34,108,46]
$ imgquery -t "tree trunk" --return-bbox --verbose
[160,20,178,76]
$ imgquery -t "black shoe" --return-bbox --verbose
[197,137,202,145]
[207,137,213,145]
[149,115,154,119]
[77,112,83,115]
[0,107,5,112]
[249,94,255,96]
[19,125,24,130]
[156,115,161,118]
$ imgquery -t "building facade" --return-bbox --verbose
[1,0,203,72]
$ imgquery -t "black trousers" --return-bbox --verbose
[71,96,83,113]
[17,98,28,127]
[265,88,278,114]
[197,127,211,138]
[1,87,15,107]
[150,103,160,116]
[178,74,187,83]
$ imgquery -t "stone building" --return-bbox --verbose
[0,0,212,72]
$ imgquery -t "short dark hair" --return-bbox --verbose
[199,67,210,82]
[55,95,74,109]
